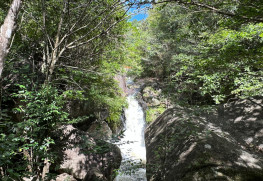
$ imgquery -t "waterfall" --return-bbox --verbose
[115,94,147,181]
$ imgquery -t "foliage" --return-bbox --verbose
[136,2,263,104]
[146,105,166,123]
[0,0,130,122]
[2,0,263,179]
[0,0,131,179]
[0,84,69,179]
[122,21,145,76]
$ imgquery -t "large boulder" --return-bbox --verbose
[66,99,110,132]
[145,97,263,181]
[87,121,113,141]
[53,125,121,181]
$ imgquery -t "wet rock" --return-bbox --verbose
[145,97,263,181]
[114,74,127,97]
[136,92,148,112]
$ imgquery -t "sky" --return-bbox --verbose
[128,5,150,21]
[130,13,148,21]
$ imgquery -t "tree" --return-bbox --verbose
[136,0,263,23]
[0,0,22,117]
[17,0,131,81]
[0,0,132,179]
[136,1,263,104]
[0,0,22,79]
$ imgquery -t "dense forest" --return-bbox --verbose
[0,0,263,180]
[135,0,263,104]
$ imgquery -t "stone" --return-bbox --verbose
[54,173,77,181]
[151,98,161,106]
[136,92,148,112]
[22,176,38,181]
[84,167,107,181]
[145,97,263,181]
[114,74,128,97]
[53,125,121,180]
[87,121,113,141]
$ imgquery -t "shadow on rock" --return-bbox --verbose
[50,125,121,181]
[145,97,263,181]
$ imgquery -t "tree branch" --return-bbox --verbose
[135,0,263,23]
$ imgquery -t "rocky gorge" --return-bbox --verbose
[124,79,263,181]
[44,75,128,181]
[20,78,263,181]
[144,95,263,180]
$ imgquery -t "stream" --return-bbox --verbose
[114,92,147,181]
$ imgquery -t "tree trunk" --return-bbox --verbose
[0,0,22,79]
[0,0,22,114]
[46,0,67,82]
[41,158,51,180]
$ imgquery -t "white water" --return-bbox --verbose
[115,94,147,181]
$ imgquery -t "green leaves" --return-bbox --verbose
[137,2,263,104]
[0,84,70,179]
[1,0,129,179]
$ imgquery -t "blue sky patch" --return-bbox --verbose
[128,4,150,21]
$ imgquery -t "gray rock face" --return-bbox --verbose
[145,97,263,181]
[136,92,148,112]
[55,125,121,181]
[114,74,127,97]
[84,167,107,181]
[88,121,113,141]
[54,173,77,181]
[142,86,162,107]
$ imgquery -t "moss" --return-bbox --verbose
[146,105,166,123]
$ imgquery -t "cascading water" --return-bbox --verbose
[115,92,147,181]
